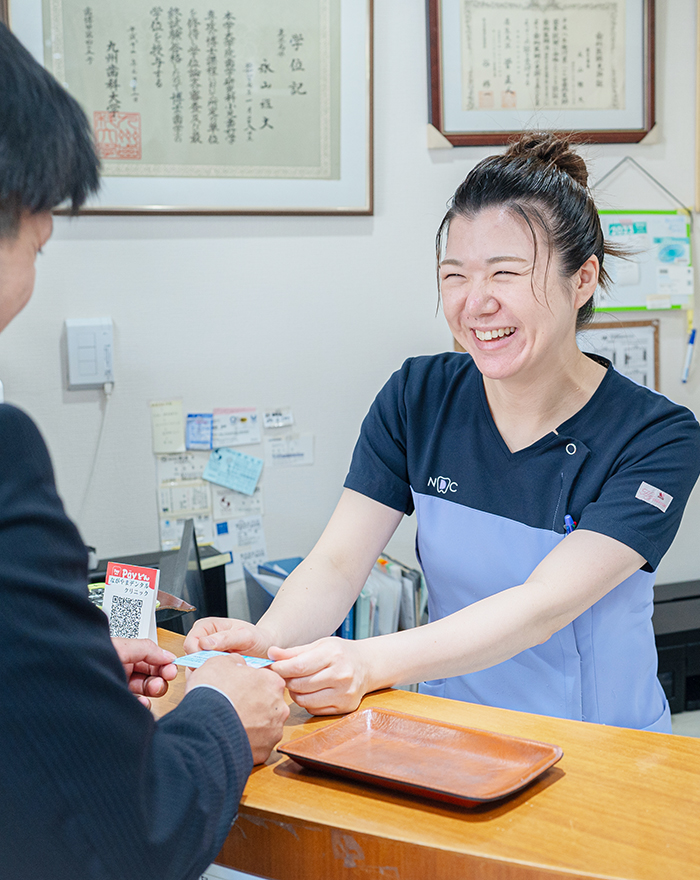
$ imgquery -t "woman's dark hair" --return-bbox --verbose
[436,132,619,329]
[0,23,100,238]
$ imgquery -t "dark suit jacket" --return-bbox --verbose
[0,404,253,880]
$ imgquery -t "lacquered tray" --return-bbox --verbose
[277,707,563,807]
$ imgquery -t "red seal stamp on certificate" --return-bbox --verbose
[93,111,141,160]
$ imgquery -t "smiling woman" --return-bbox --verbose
[184,132,700,736]
[437,133,616,326]
[439,206,602,408]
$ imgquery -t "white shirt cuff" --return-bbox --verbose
[188,682,237,712]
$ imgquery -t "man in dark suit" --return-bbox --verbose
[0,23,288,880]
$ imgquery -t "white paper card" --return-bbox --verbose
[214,515,267,582]
[263,407,295,429]
[264,433,314,467]
[213,408,261,447]
[656,265,693,299]
[156,452,210,484]
[158,480,212,516]
[212,485,264,518]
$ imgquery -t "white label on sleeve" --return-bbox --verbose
[635,481,673,512]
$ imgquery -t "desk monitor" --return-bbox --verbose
[158,519,208,635]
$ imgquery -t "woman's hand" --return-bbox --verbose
[111,638,178,708]
[269,637,370,715]
[183,616,273,658]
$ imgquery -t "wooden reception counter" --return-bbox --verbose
[152,630,700,880]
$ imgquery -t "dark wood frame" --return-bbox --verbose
[0,1,8,25]
[427,0,655,146]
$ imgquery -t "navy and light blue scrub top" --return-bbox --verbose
[345,352,700,731]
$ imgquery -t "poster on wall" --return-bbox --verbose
[577,320,659,390]
[598,210,693,311]
[6,0,372,213]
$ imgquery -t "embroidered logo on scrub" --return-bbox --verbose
[635,481,673,512]
[428,475,458,494]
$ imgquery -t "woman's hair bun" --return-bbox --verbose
[504,131,589,189]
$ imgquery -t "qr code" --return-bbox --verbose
[109,595,143,638]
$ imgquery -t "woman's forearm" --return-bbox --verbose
[357,528,645,694]
[256,552,364,647]
[257,488,405,649]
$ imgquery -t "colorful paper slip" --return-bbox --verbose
[186,413,214,450]
[203,447,264,496]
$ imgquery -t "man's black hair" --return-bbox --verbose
[0,22,100,236]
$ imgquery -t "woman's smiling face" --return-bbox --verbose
[439,206,594,385]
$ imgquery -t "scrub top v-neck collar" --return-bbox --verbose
[476,355,613,463]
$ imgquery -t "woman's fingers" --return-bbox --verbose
[270,638,367,715]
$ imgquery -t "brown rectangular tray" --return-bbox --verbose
[277,707,563,807]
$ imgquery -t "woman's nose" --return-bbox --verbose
[464,284,499,317]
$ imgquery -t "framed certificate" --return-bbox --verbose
[5,0,373,215]
[427,0,655,146]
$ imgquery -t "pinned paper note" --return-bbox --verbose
[150,400,185,454]
[264,433,314,467]
[203,447,264,495]
[156,452,209,484]
[213,408,261,447]
[214,515,267,582]
[263,407,294,429]
[102,561,158,641]
[656,265,693,301]
[158,480,212,516]
[186,413,213,450]
[155,452,216,552]
[213,484,263,518]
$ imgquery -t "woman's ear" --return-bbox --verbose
[573,255,599,309]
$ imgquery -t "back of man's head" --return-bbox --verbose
[0,23,100,237]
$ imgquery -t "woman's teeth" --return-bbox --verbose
[474,327,515,341]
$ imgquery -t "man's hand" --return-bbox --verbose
[183,616,273,658]
[186,655,289,764]
[111,638,178,709]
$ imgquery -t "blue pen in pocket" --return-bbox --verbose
[564,514,576,535]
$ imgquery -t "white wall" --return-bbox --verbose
[1,0,698,588]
